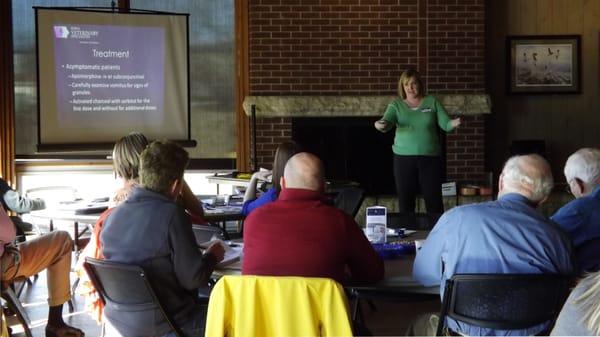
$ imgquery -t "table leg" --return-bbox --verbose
[74,221,79,252]
[220,222,231,240]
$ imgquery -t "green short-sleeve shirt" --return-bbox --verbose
[382,95,455,156]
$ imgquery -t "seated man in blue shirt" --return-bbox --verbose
[101,140,225,337]
[412,154,573,336]
[552,148,600,273]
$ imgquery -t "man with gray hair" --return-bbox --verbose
[552,148,600,272]
[412,154,573,336]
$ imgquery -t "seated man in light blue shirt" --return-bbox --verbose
[551,148,600,273]
[412,154,573,336]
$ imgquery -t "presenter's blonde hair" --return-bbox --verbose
[398,68,425,99]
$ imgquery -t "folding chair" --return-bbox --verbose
[436,273,573,336]
[83,257,183,337]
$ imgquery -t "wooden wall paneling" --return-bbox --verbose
[235,0,250,172]
[539,0,557,145]
[0,0,16,186]
[487,0,600,179]
[504,0,518,149]
[485,0,504,174]
[537,0,552,33]
[551,0,571,165]
[581,0,600,148]
[538,0,561,170]
[538,0,569,168]
[510,2,532,144]
[561,0,585,159]
[543,0,567,172]
[496,1,510,165]
[553,0,568,33]
[520,0,538,33]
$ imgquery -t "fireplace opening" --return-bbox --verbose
[291,117,446,195]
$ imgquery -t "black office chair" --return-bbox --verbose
[436,273,573,336]
[333,187,365,218]
[83,257,183,337]
[387,212,441,230]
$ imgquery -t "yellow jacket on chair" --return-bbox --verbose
[205,275,354,337]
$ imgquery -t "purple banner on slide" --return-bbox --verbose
[53,24,165,128]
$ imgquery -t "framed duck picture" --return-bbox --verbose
[506,35,581,94]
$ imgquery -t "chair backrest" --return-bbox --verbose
[333,186,365,218]
[205,275,354,337]
[192,224,225,246]
[436,273,573,336]
[83,257,183,337]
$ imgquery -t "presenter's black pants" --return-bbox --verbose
[393,154,443,214]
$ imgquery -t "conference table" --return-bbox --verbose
[29,203,245,251]
[28,208,101,252]
[214,230,439,323]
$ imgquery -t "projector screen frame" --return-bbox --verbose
[34,6,194,152]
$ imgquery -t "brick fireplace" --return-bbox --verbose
[244,95,489,189]
[245,0,487,185]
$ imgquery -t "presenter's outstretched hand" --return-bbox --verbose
[451,117,461,129]
[374,119,392,132]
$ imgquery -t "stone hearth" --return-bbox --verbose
[243,95,491,117]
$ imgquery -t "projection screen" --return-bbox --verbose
[35,7,190,150]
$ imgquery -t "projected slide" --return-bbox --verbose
[36,8,189,148]
[54,24,164,126]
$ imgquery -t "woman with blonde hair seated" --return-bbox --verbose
[75,132,205,322]
[552,271,600,335]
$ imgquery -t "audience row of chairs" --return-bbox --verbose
[7,186,573,336]
[80,255,573,337]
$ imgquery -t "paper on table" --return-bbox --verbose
[218,245,243,268]
[198,239,243,268]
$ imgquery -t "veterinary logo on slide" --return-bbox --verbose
[54,26,69,39]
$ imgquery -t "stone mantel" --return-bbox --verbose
[243,94,491,118]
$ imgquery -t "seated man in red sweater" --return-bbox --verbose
[242,152,384,284]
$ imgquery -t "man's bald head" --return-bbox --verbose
[499,154,554,203]
[282,152,325,192]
